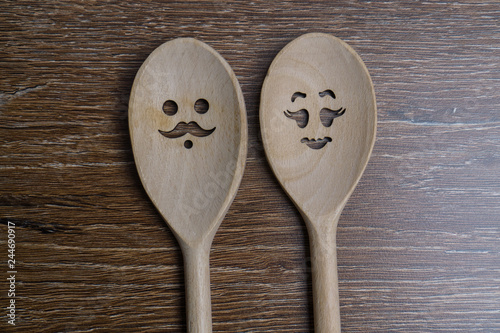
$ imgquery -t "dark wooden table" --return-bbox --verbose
[1,1,499,332]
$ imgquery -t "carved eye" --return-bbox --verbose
[284,109,309,128]
[162,100,178,116]
[320,107,346,127]
[194,98,209,114]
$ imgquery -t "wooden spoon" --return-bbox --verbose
[260,33,376,332]
[129,38,247,332]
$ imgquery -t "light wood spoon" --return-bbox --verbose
[260,33,376,332]
[129,38,247,332]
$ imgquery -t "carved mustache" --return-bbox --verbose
[301,137,332,150]
[158,121,216,139]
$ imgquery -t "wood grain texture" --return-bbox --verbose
[260,33,377,333]
[129,37,247,333]
[1,1,499,332]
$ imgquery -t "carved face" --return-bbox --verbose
[260,34,377,219]
[284,89,345,149]
[158,98,215,149]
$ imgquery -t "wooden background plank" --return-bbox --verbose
[1,1,499,332]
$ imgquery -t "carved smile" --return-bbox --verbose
[301,137,332,149]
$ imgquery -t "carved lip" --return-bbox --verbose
[300,137,332,149]
[158,121,216,138]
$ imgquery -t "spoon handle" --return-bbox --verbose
[183,245,212,333]
[308,226,341,333]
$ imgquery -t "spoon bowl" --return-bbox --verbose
[129,38,247,332]
[260,33,376,332]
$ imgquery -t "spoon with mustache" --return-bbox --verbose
[129,38,247,332]
[260,33,376,332]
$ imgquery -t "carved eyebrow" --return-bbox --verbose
[319,89,336,99]
[291,92,307,102]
